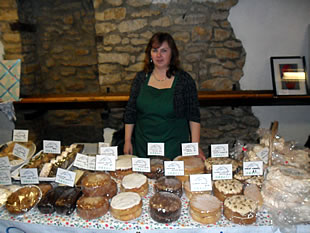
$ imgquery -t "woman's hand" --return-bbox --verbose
[123,141,133,155]
[197,147,206,161]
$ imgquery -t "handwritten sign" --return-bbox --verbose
[20,168,39,184]
[96,155,116,171]
[164,161,184,176]
[55,168,76,187]
[132,158,150,173]
[211,144,229,157]
[189,174,212,191]
[43,140,61,154]
[12,143,29,160]
[243,161,263,176]
[212,164,232,180]
[182,142,199,156]
[13,129,28,142]
[148,143,164,156]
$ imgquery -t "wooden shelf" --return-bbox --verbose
[10,90,310,110]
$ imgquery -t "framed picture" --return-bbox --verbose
[270,56,308,95]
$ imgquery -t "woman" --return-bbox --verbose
[123,32,204,160]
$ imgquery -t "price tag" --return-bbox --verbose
[132,158,150,173]
[43,140,61,154]
[55,168,76,187]
[164,161,184,176]
[96,155,116,171]
[99,146,118,159]
[148,143,164,156]
[13,129,29,142]
[189,174,212,191]
[20,168,39,184]
[212,164,232,180]
[256,147,269,164]
[0,157,11,170]
[182,142,199,156]
[211,144,229,157]
[243,161,263,176]
[98,142,110,153]
[73,153,89,170]
[0,169,12,185]
[87,156,96,171]
[12,143,29,160]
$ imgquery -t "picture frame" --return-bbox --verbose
[270,56,308,96]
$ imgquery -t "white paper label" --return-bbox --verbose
[99,146,118,159]
[148,143,164,156]
[43,140,61,154]
[212,164,232,180]
[211,144,229,157]
[55,168,76,187]
[132,158,150,173]
[96,155,116,171]
[164,161,184,176]
[243,161,263,176]
[20,168,39,184]
[73,153,89,170]
[182,142,199,156]
[0,157,11,170]
[189,174,212,191]
[0,169,12,185]
[13,130,29,142]
[87,156,96,171]
[256,147,269,164]
[12,143,29,160]
[98,142,110,153]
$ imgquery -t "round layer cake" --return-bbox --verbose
[154,176,183,198]
[190,194,222,224]
[6,185,42,214]
[213,179,243,202]
[184,180,211,200]
[173,156,205,182]
[110,192,142,221]
[234,170,253,183]
[109,155,137,179]
[80,172,113,197]
[223,195,257,225]
[77,195,109,220]
[149,192,181,223]
[144,157,170,179]
[204,157,239,174]
[121,173,148,197]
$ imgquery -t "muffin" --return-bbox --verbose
[149,192,181,223]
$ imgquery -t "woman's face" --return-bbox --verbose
[150,41,172,70]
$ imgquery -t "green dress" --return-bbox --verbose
[134,74,190,160]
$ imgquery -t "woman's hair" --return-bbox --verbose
[143,32,180,78]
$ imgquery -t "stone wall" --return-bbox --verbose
[0,0,260,152]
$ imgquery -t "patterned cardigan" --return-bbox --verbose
[124,70,200,124]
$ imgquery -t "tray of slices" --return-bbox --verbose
[0,141,36,170]
[11,144,84,182]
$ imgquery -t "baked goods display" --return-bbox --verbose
[223,195,257,225]
[173,156,205,182]
[244,184,263,209]
[213,179,243,202]
[80,172,116,198]
[204,157,239,174]
[37,183,53,198]
[110,192,142,221]
[6,185,42,214]
[121,173,148,197]
[0,141,36,168]
[76,196,109,220]
[189,193,222,224]
[109,155,136,179]
[0,187,12,208]
[149,192,181,223]
[234,170,253,183]
[154,176,183,198]
[184,180,211,200]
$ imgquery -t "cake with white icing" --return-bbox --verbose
[109,155,137,179]
[110,192,142,221]
[121,173,148,197]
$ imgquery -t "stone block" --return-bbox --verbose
[214,48,239,59]
[115,45,141,53]
[174,14,207,25]
[209,65,231,76]
[151,16,171,27]
[95,22,116,34]
[125,62,144,72]
[104,34,121,45]
[130,38,148,45]
[99,64,120,74]
[2,33,21,43]
[0,9,18,21]
[75,49,90,56]
[132,10,161,18]
[201,78,233,90]
[98,52,130,65]
[127,0,152,7]
[99,73,122,85]
[22,63,40,74]
[118,19,147,33]
[95,7,126,21]
[105,0,123,6]
[173,31,190,43]
[214,28,231,41]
